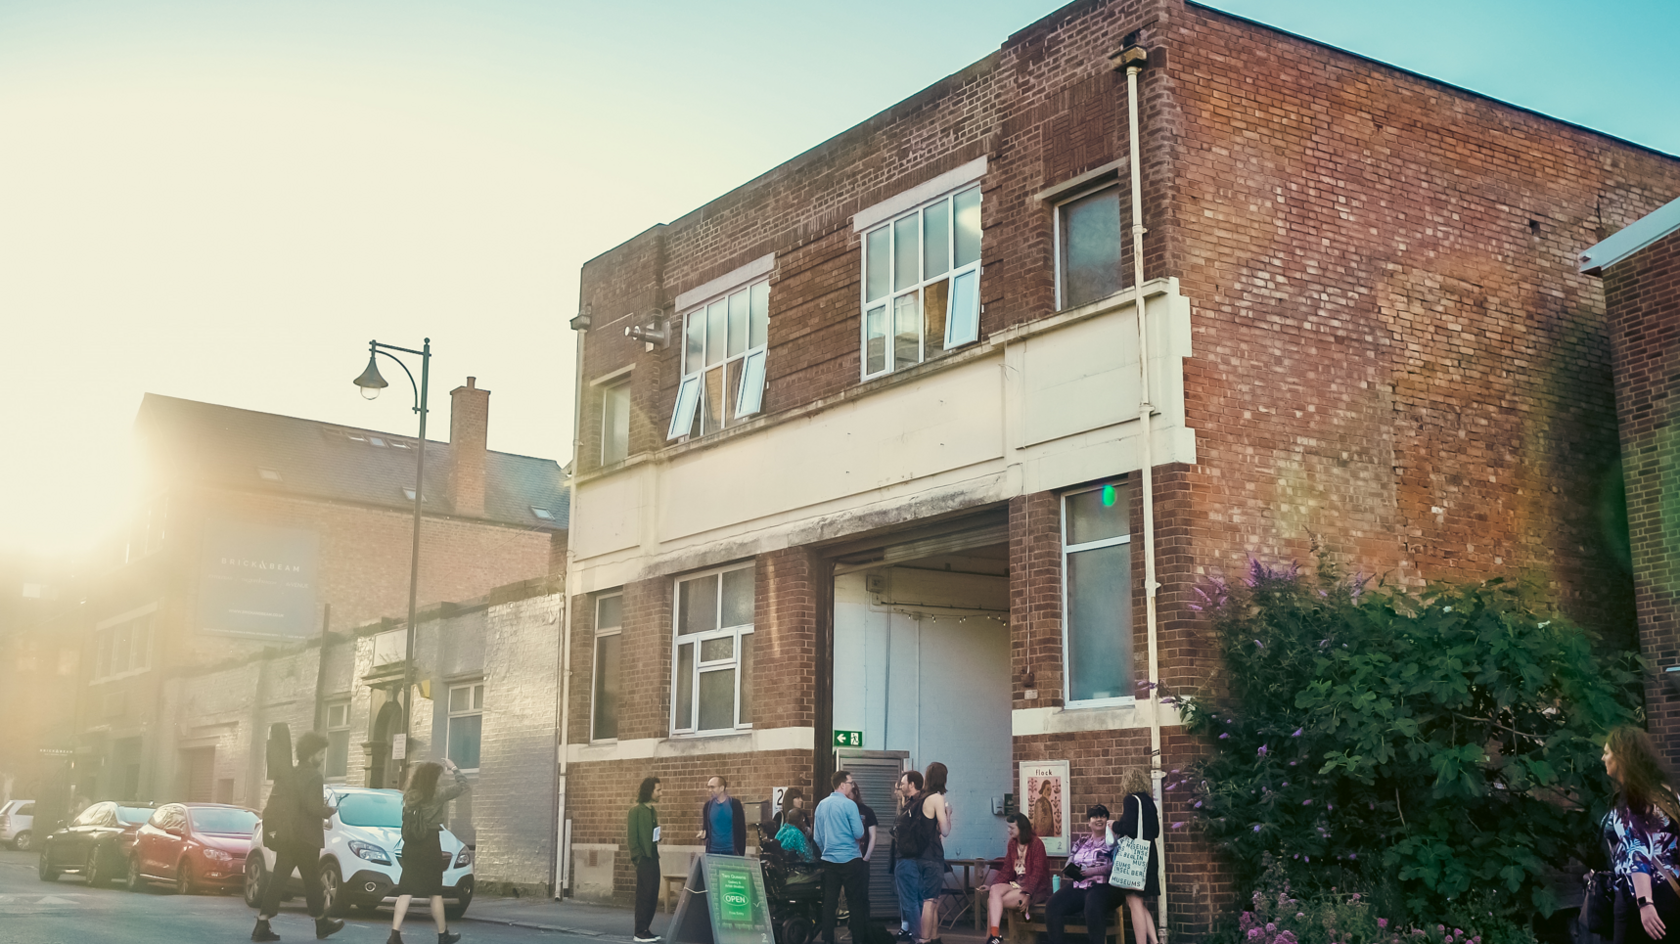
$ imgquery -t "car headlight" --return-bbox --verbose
[454,847,473,869]
[349,841,392,865]
[203,849,233,863]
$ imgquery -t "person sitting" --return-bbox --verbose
[981,812,1049,944]
[1044,805,1124,944]
[776,807,818,863]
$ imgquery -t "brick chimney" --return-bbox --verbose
[448,377,489,517]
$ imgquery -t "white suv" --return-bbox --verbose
[1,800,34,850]
[243,785,473,918]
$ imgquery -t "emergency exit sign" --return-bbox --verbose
[833,730,863,748]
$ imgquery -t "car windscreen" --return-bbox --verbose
[116,806,153,825]
[335,793,403,829]
[189,808,258,834]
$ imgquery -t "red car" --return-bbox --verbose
[128,803,258,895]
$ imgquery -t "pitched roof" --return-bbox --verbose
[1579,194,1680,275]
[135,394,568,530]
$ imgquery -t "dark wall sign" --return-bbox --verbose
[198,518,319,639]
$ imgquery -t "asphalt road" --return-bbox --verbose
[0,848,575,944]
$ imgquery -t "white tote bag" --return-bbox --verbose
[1108,795,1150,891]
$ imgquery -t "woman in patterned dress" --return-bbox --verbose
[1604,726,1680,941]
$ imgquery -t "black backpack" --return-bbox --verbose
[401,804,434,845]
[894,796,931,859]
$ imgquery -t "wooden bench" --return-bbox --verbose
[1003,903,1121,944]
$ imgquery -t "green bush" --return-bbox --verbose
[1178,554,1640,924]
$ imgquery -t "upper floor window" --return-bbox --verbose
[860,185,981,379]
[324,700,351,781]
[669,280,769,440]
[1061,482,1132,705]
[601,376,631,465]
[1055,181,1124,310]
[93,609,154,683]
[672,565,754,735]
[592,592,623,741]
[447,682,484,772]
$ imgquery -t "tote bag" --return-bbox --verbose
[1109,795,1150,891]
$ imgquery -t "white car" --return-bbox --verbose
[1,800,34,851]
[243,785,473,918]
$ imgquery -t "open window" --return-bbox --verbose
[669,280,769,439]
[860,185,982,379]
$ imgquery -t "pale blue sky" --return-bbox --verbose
[1,0,1675,555]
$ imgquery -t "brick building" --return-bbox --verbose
[1581,196,1680,767]
[72,381,567,815]
[562,0,1680,931]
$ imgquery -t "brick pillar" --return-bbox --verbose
[448,377,489,518]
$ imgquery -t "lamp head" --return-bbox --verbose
[353,352,388,400]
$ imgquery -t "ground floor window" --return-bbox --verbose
[1062,482,1133,704]
[324,700,351,780]
[447,682,484,771]
[672,565,754,735]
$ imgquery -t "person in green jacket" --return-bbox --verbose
[629,777,663,943]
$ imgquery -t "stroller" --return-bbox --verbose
[757,822,825,944]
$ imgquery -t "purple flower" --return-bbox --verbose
[1220,733,1230,739]
[1292,728,1302,737]
[1194,801,1202,808]
[1253,825,1263,833]
[1257,745,1269,756]
[1348,852,1356,860]
[1171,822,1184,829]
[1302,799,1312,805]
[1378,919,1388,929]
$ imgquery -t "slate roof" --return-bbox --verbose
[135,394,568,530]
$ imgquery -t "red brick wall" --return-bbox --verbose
[1602,225,1680,765]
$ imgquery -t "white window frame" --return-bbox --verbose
[858,184,982,381]
[92,604,157,683]
[1060,483,1134,709]
[591,592,624,743]
[670,564,754,737]
[1052,179,1127,312]
[324,699,351,781]
[668,278,770,440]
[600,374,632,466]
[446,682,485,773]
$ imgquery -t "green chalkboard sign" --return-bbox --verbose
[667,854,774,944]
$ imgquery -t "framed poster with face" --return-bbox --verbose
[1019,760,1072,856]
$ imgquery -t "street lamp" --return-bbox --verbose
[352,338,430,786]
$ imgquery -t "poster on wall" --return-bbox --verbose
[198,518,319,639]
[1020,761,1071,856]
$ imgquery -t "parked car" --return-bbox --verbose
[127,803,258,894]
[1,799,34,850]
[36,801,156,886]
[244,785,473,918]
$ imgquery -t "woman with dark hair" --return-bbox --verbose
[980,812,1049,944]
[915,762,953,944]
[1044,805,1124,944]
[1604,726,1680,941]
[389,757,470,944]
[629,777,663,943]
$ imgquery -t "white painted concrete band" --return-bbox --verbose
[674,253,776,313]
[853,157,988,233]
[568,725,815,764]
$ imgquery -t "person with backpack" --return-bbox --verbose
[387,758,470,944]
[253,730,343,943]
[891,770,926,944]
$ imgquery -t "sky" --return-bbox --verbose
[2,0,1676,558]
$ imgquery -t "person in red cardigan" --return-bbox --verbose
[981,812,1050,944]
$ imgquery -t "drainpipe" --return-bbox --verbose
[1114,43,1168,936]
[555,313,587,898]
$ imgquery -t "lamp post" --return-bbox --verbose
[352,338,430,786]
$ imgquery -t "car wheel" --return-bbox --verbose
[176,859,196,895]
[13,830,32,852]
[126,856,146,892]
[319,861,343,917]
[37,849,58,883]
[444,898,470,920]
[244,855,265,909]
[86,848,107,888]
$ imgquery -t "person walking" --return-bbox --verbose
[891,770,926,944]
[813,770,871,944]
[697,775,747,857]
[252,731,344,942]
[980,813,1048,944]
[387,759,470,944]
[1113,768,1160,944]
[629,777,663,944]
[1603,726,1680,941]
[914,763,953,944]
[1044,806,1124,944]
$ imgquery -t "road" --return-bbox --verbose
[0,848,581,944]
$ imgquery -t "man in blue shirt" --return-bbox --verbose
[698,775,746,857]
[813,770,872,944]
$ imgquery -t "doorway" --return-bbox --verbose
[368,701,399,789]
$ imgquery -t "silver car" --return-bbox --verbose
[1,800,35,851]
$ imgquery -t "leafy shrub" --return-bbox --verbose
[1179,554,1640,923]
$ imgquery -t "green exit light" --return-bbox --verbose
[1102,484,1117,507]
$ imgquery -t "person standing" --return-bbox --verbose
[1113,768,1161,944]
[891,770,925,944]
[1044,806,1124,944]
[387,759,470,944]
[252,731,344,943]
[914,763,953,944]
[629,778,663,944]
[1602,726,1680,941]
[772,787,806,833]
[854,783,879,863]
[813,770,871,944]
[697,775,746,857]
